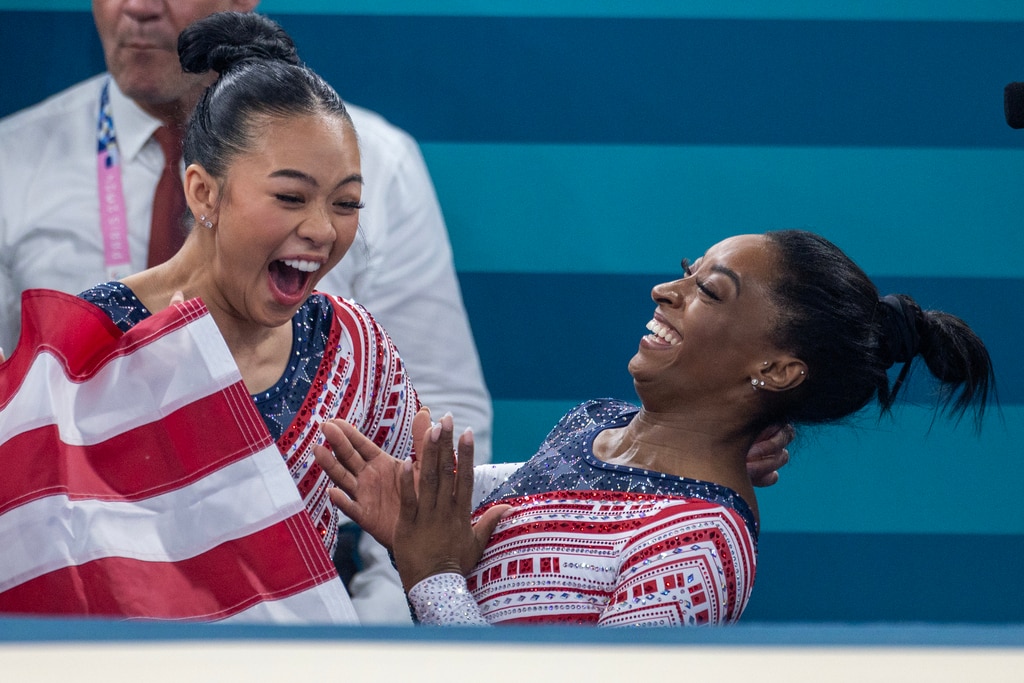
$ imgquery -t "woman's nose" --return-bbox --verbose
[299,208,337,246]
[651,279,685,306]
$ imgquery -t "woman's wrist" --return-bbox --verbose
[407,573,488,626]
[397,558,465,594]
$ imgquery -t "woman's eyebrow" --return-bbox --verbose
[269,169,364,191]
[710,264,741,294]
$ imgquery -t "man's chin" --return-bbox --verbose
[112,67,205,119]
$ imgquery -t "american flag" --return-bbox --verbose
[0,289,355,623]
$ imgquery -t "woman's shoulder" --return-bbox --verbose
[78,281,151,332]
[312,293,398,346]
[78,280,131,302]
[554,398,638,432]
[313,292,373,322]
[582,398,639,420]
[651,490,759,541]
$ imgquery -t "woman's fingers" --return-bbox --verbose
[411,407,431,462]
[455,426,475,512]
[416,414,449,511]
[316,421,363,495]
[312,440,361,519]
[397,458,418,528]
[394,413,485,592]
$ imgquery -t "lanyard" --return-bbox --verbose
[96,78,132,280]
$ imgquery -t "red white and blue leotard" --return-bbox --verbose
[409,399,758,627]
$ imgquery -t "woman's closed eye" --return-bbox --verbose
[681,258,720,301]
[334,200,365,213]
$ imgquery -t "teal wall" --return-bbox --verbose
[2,1,1022,623]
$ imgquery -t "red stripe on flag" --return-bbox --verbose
[0,515,337,620]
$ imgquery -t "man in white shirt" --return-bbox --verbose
[0,0,492,624]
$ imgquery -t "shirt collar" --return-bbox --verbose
[106,75,163,162]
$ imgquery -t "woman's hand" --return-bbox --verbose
[393,413,509,593]
[313,408,432,549]
[746,423,794,487]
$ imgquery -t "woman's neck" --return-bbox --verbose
[122,240,293,394]
[592,406,759,522]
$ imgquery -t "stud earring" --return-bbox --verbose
[199,214,213,229]
[759,380,766,387]
[750,378,759,390]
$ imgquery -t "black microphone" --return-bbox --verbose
[1004,82,1024,129]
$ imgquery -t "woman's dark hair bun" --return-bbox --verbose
[876,294,923,368]
[178,11,299,76]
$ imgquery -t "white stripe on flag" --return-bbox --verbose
[225,579,358,625]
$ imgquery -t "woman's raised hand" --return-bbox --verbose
[392,413,509,593]
[314,407,432,549]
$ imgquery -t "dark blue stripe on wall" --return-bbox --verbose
[3,11,1024,148]
[460,272,1022,403]
[275,14,1024,148]
[0,12,105,117]
[746,532,1024,623]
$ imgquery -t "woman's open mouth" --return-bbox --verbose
[268,259,320,302]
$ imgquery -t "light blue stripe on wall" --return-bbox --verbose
[491,399,579,465]
[5,1,1024,20]
[494,400,1024,535]
[755,405,1022,535]
[423,143,1024,277]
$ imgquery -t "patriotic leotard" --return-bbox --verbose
[411,399,758,627]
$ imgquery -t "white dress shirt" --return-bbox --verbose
[0,74,494,625]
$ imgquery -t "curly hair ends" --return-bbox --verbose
[918,309,995,429]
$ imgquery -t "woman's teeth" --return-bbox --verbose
[281,259,320,273]
[646,319,681,345]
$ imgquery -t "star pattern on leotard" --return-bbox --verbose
[481,399,757,537]
[79,281,151,331]
[251,297,332,441]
